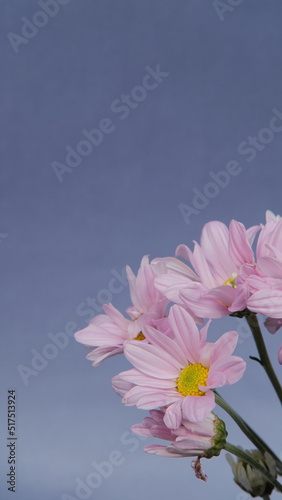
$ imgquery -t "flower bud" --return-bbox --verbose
[203,415,228,459]
[226,449,277,497]
[132,410,227,459]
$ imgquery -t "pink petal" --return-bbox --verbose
[228,284,249,313]
[163,400,183,429]
[198,343,215,367]
[143,325,188,366]
[85,346,123,366]
[246,225,261,246]
[168,305,202,364]
[103,303,129,330]
[126,264,140,308]
[190,242,217,288]
[74,325,123,346]
[124,386,178,409]
[140,255,150,267]
[256,220,277,259]
[278,345,282,364]
[116,368,175,389]
[154,255,199,280]
[210,331,239,363]
[131,423,156,438]
[180,289,229,318]
[111,374,134,396]
[124,341,181,378]
[264,317,282,334]
[209,356,246,385]
[152,317,174,337]
[182,391,215,423]
[257,257,282,279]
[136,299,168,331]
[149,409,166,423]
[247,289,282,317]
[167,444,205,457]
[136,263,157,310]
[173,437,210,451]
[175,244,193,262]
[200,221,234,281]
[265,244,282,261]
[122,381,173,410]
[199,320,211,343]
[202,371,226,389]
[144,445,183,457]
[178,281,208,300]
[154,273,193,303]
[267,220,282,252]
[228,220,254,267]
[265,210,279,223]
[207,285,236,307]
[131,414,174,441]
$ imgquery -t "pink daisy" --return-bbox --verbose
[115,305,246,427]
[74,255,169,366]
[131,409,227,458]
[154,220,260,319]
[246,214,282,319]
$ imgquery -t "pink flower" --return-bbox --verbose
[115,305,246,427]
[278,345,282,365]
[131,409,227,458]
[154,220,259,319]
[74,256,169,365]
[265,210,281,223]
[246,215,282,318]
[263,319,282,364]
[264,317,282,334]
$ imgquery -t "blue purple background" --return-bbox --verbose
[1,1,282,499]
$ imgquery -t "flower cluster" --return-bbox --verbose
[75,211,282,491]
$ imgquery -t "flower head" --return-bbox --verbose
[74,256,168,365]
[131,409,227,459]
[115,305,246,426]
[154,220,259,319]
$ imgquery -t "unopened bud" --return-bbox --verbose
[203,415,228,459]
[226,449,277,497]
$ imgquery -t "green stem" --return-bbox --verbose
[224,442,282,493]
[245,312,282,404]
[262,496,270,500]
[215,392,282,473]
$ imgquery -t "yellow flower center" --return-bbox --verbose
[176,363,209,397]
[134,331,146,341]
[223,272,237,288]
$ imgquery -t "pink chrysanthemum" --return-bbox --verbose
[74,256,169,365]
[246,213,282,319]
[154,220,260,319]
[114,305,246,427]
[131,409,227,458]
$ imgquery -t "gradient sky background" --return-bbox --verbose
[1,1,282,499]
